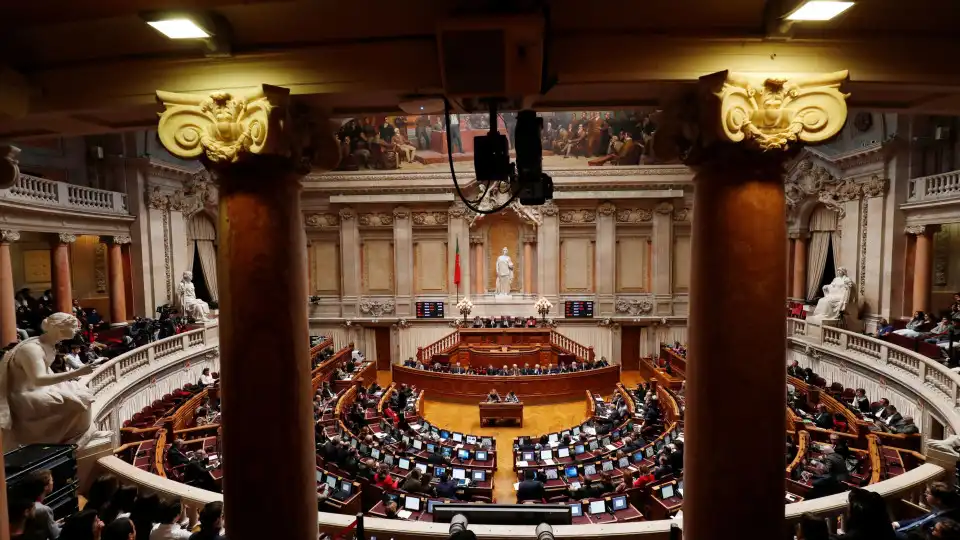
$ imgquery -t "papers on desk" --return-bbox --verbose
[570,481,582,490]
[374,432,386,439]
[549,441,559,448]
[397,509,413,520]
[583,426,596,436]
[409,424,421,431]
[543,459,555,466]
[516,460,529,467]
[605,444,617,451]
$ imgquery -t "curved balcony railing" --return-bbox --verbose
[0,173,129,215]
[907,169,960,204]
[87,318,947,539]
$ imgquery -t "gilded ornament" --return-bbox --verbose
[112,235,132,245]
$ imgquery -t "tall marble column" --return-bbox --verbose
[907,224,937,314]
[791,232,808,300]
[339,207,360,317]
[652,201,674,312]
[537,201,560,302]
[0,230,20,347]
[51,233,76,313]
[681,71,849,540]
[106,235,132,324]
[392,207,412,317]
[595,202,616,313]
[157,85,339,540]
[471,237,484,296]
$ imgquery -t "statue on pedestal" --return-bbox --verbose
[807,267,856,325]
[0,313,111,446]
[495,247,514,296]
[178,271,211,321]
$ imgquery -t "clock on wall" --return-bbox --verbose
[854,112,873,132]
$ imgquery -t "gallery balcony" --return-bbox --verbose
[0,173,130,216]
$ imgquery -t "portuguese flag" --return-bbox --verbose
[454,238,462,286]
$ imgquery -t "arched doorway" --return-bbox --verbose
[805,204,840,301]
[187,213,218,304]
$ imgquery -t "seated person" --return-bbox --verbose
[787,360,804,379]
[435,471,459,499]
[374,464,399,490]
[531,364,543,375]
[400,469,424,493]
[853,388,870,413]
[895,311,929,338]
[595,356,610,368]
[805,446,848,499]
[505,391,520,403]
[516,470,545,503]
[892,415,920,435]
[547,363,559,374]
[893,481,960,536]
[450,362,465,375]
[403,357,416,368]
[500,364,510,376]
[487,389,501,403]
[633,464,656,489]
[652,454,673,479]
[509,364,520,376]
[471,316,483,328]
[198,368,215,387]
[807,404,834,429]
[879,405,902,428]
[521,363,532,375]
[876,318,894,337]
[486,364,497,377]
[924,318,956,344]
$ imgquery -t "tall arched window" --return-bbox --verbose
[187,213,218,303]
[806,204,840,300]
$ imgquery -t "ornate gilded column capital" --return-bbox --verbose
[392,207,410,220]
[448,201,469,219]
[469,235,483,245]
[703,70,850,152]
[0,229,20,244]
[155,85,339,174]
[540,201,559,217]
[0,145,21,190]
[57,233,77,244]
[597,201,617,217]
[108,235,132,245]
[905,224,939,236]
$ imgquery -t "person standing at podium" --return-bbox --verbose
[505,391,520,403]
[487,389,501,402]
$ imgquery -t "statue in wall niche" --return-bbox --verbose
[807,267,856,325]
[178,271,210,322]
[0,313,112,447]
[495,247,514,296]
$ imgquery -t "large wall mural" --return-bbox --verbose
[334,110,658,172]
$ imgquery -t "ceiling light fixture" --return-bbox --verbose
[786,1,854,21]
[146,18,211,39]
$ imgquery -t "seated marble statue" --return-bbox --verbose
[807,267,856,325]
[178,271,210,321]
[0,313,111,446]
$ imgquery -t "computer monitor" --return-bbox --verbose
[611,495,627,511]
[540,449,553,460]
[440,430,450,439]
[398,458,410,470]
[475,450,488,461]
[545,468,558,480]
[413,439,423,450]
[466,435,477,445]
[349,438,358,448]
[584,464,597,476]
[426,443,436,453]
[482,437,493,447]
[422,421,431,431]
[442,446,453,457]
[326,476,337,489]
[435,466,446,477]
[633,451,644,463]
[453,432,463,443]
[656,440,664,451]
[664,434,672,445]
[588,500,606,515]
[415,463,428,474]
[565,466,578,478]
[452,468,466,480]
[402,435,410,445]
[677,480,684,496]
[618,456,630,468]
[359,444,368,454]
[427,499,442,514]
[601,460,614,472]
[660,484,675,499]
[672,427,679,439]
[574,444,585,455]
[404,496,421,512]
[522,451,535,461]
[557,447,570,458]
[384,454,395,466]
[548,433,559,443]
[340,481,353,496]
[645,447,655,458]
[601,437,611,446]
[612,429,620,439]
[384,493,400,505]
[572,426,581,436]
[315,470,325,482]
[589,440,599,451]
[560,430,570,438]
[371,448,381,460]
[458,449,470,460]
[472,470,486,482]
[569,503,583,517]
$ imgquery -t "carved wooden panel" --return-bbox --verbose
[310,241,340,294]
[674,234,692,292]
[362,240,395,294]
[414,240,448,294]
[616,236,651,292]
[560,238,595,293]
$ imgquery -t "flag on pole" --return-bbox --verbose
[454,238,462,286]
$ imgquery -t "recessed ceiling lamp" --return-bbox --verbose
[786,1,854,21]
[146,18,211,39]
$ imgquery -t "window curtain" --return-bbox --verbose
[805,206,840,300]
[398,325,456,363]
[555,325,614,363]
[188,215,219,302]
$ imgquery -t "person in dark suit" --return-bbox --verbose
[787,360,804,379]
[881,405,902,428]
[808,446,849,499]
[400,469,424,493]
[812,404,834,429]
[516,470,545,503]
[892,416,920,435]
[872,398,891,419]
[893,482,960,536]
[427,448,448,465]
[487,389,501,402]
[853,388,870,413]
[435,471,459,499]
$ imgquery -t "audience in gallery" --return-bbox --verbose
[894,312,934,338]
[402,357,609,374]
[891,482,960,538]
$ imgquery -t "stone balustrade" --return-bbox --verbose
[0,173,129,215]
[907,169,960,204]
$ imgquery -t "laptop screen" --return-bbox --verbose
[326,476,337,489]
[589,440,599,451]
[589,500,606,515]
[426,444,435,453]
[618,457,630,468]
[545,468,558,480]
[453,433,463,443]
[548,433,559,443]
[402,435,410,445]
[359,444,368,454]
[540,449,553,460]
[440,430,450,439]
[442,447,453,457]
[466,435,477,445]
[435,467,446,477]
[664,434,672,445]
[427,499,441,514]
[601,437,611,446]
[413,439,423,450]
[452,468,466,480]
[340,481,353,496]
[398,458,410,470]
[482,437,493,447]
[601,460,614,472]
[557,447,570,458]
[384,454,395,466]
[575,445,585,455]
[612,495,627,511]
[633,451,644,463]
[404,496,421,511]
[472,470,485,481]
[661,485,675,499]
[371,448,381,460]
[315,470,325,482]
[645,447,655,458]
[523,452,535,461]
[569,503,583,517]
[572,426,581,436]
[415,463,428,474]
[475,451,488,461]
[565,466,578,478]
[584,464,597,476]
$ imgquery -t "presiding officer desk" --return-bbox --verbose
[479,401,524,427]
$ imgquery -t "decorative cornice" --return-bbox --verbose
[0,229,20,243]
[305,213,339,228]
[904,224,937,236]
[616,208,653,223]
[654,201,674,215]
[785,159,888,218]
[597,201,616,217]
[412,211,448,226]
[448,201,469,219]
[559,209,596,224]
[392,207,410,220]
[359,298,395,318]
[58,233,77,244]
[615,297,654,316]
[338,208,355,221]
[144,158,206,182]
[805,141,894,172]
[540,201,559,217]
[358,212,394,227]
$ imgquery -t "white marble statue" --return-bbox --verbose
[495,247,514,296]
[807,267,856,324]
[178,271,210,321]
[0,313,111,446]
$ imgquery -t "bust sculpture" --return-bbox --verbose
[0,313,111,446]
[178,271,210,321]
[807,267,856,325]
[495,247,514,296]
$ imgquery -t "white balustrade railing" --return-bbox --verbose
[908,169,960,203]
[787,317,960,431]
[0,173,129,215]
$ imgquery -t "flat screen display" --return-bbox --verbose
[475,451,488,461]
[612,495,627,511]
[416,301,445,319]
[661,485,675,499]
[564,301,594,318]
[404,496,421,511]
[570,503,583,517]
[588,500,606,515]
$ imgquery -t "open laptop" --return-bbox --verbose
[611,495,628,512]
[331,479,353,501]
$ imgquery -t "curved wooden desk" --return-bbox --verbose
[391,365,621,403]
